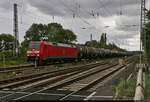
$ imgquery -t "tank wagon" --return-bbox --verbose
[27,41,132,65]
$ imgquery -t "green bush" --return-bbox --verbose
[0,47,27,66]
[145,71,150,100]
[9,61,18,65]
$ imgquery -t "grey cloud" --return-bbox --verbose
[0,0,13,12]
[27,0,141,18]
[28,0,71,16]
[115,15,140,32]
[113,32,138,40]
[0,0,144,51]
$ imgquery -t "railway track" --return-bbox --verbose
[0,56,136,101]
[0,61,108,90]
[0,63,66,73]
[0,64,34,73]
[0,58,112,73]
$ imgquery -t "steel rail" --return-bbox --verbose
[0,58,109,73]
[60,62,134,100]
[0,65,34,73]
[12,62,118,101]
[0,61,108,101]
[0,61,105,83]
[13,57,135,101]
[59,57,136,100]
[0,64,33,71]
[0,56,136,101]
[32,63,117,89]
[0,61,107,90]
[0,57,132,73]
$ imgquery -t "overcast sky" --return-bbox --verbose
[0,0,150,51]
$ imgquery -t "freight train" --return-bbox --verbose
[27,41,132,65]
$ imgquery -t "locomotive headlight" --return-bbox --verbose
[34,51,40,53]
[27,50,39,53]
[27,51,32,53]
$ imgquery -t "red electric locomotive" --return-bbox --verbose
[27,41,77,64]
[27,41,132,65]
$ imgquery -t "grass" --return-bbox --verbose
[132,54,150,100]
[22,69,36,75]
[0,73,15,80]
[0,49,28,67]
[144,71,150,100]
[0,55,27,68]
[111,77,136,99]
[111,71,150,100]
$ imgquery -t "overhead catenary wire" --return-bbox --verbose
[97,0,114,17]
[96,0,135,46]
[77,5,128,45]
[76,0,98,19]
[16,0,54,25]
[60,0,93,27]
[6,0,141,51]
[119,0,123,15]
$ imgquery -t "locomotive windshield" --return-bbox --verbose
[28,43,41,48]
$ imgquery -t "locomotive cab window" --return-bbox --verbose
[44,45,47,48]
[28,43,41,48]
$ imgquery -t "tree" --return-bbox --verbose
[62,29,77,44]
[22,23,47,48]
[84,32,125,51]
[106,43,125,51]
[22,23,77,47]
[85,40,99,47]
[141,9,150,64]
[46,23,63,42]
[46,23,76,43]
[146,10,150,20]
[24,23,47,41]
[85,41,91,47]
[84,33,108,48]
[99,33,107,48]
[0,34,14,50]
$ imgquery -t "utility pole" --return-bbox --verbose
[90,34,93,47]
[104,33,107,46]
[2,40,6,68]
[140,0,146,64]
[13,3,19,56]
[90,34,93,41]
